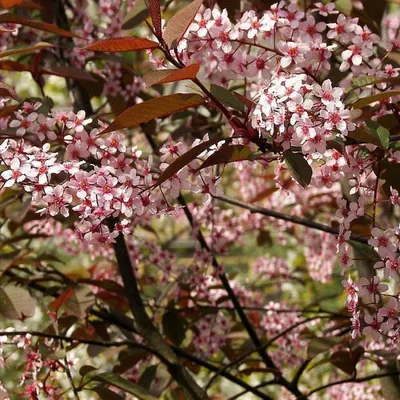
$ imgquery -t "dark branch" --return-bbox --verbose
[215,195,369,244]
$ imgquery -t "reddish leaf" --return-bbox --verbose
[143,63,200,87]
[40,66,98,82]
[50,287,75,314]
[163,0,203,48]
[0,0,23,7]
[0,81,18,100]
[198,144,256,170]
[0,104,18,117]
[149,0,162,37]
[0,42,55,59]
[102,93,204,134]
[330,347,364,375]
[82,36,159,53]
[0,60,30,72]
[0,14,82,38]
[156,136,222,186]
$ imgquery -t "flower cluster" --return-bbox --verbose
[251,74,355,155]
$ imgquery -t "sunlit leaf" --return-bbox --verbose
[64,286,95,318]
[335,0,352,14]
[0,285,36,320]
[82,36,159,52]
[0,42,55,59]
[163,0,203,48]
[364,120,390,149]
[103,93,204,134]
[0,0,23,7]
[350,75,400,90]
[143,64,200,87]
[348,127,385,148]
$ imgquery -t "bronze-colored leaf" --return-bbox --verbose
[149,0,162,37]
[0,81,18,100]
[82,36,159,53]
[143,64,200,87]
[102,93,204,134]
[0,14,82,38]
[163,0,203,48]
[156,136,222,186]
[40,66,98,82]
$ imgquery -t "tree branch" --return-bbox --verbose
[215,194,369,244]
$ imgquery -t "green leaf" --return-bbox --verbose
[348,127,385,148]
[0,285,36,320]
[138,365,158,391]
[198,144,256,170]
[92,372,158,400]
[364,120,390,149]
[352,91,400,109]
[103,93,204,134]
[210,84,245,112]
[163,0,203,48]
[92,387,125,400]
[0,42,55,59]
[336,0,353,14]
[350,241,379,278]
[162,311,186,345]
[156,136,223,186]
[257,230,273,247]
[350,75,400,91]
[283,151,312,188]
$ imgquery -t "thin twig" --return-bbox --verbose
[215,194,369,244]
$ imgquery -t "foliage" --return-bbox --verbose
[0,0,399,399]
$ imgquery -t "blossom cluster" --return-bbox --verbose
[0,103,225,247]
[251,74,354,155]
